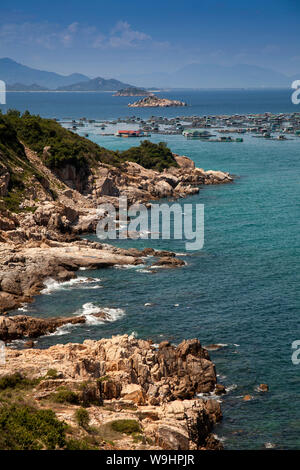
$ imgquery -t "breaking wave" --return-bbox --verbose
[41,277,101,294]
[75,302,125,325]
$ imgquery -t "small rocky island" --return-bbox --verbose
[129,94,187,108]
[114,87,151,97]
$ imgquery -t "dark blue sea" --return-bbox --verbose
[6,89,300,449]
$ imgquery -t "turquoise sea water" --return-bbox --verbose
[6,90,300,449]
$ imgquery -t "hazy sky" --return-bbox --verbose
[0,0,299,78]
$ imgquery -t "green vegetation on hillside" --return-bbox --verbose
[0,404,66,450]
[3,109,118,170]
[0,372,37,391]
[0,110,178,213]
[2,110,177,171]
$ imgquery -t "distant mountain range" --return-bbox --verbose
[117,64,298,89]
[6,83,49,91]
[0,58,89,89]
[56,77,132,92]
[0,58,298,91]
[0,58,131,91]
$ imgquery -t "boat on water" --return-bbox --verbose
[182,129,214,139]
[115,130,150,138]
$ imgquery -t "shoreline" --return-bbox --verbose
[0,334,224,450]
[0,143,233,317]
[0,116,233,450]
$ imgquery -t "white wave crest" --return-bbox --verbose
[76,302,125,325]
[114,264,146,270]
[265,442,276,449]
[226,384,238,393]
[41,277,101,294]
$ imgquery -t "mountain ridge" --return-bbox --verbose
[0,58,90,89]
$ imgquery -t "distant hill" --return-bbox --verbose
[173,63,290,88]
[118,64,295,88]
[57,76,133,91]
[113,87,151,96]
[7,83,49,91]
[0,58,89,89]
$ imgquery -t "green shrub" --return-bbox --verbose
[74,407,90,429]
[65,438,96,450]
[0,404,66,450]
[110,419,141,435]
[120,140,178,171]
[45,369,59,380]
[0,372,36,391]
[52,388,79,405]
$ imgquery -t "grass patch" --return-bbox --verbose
[110,419,141,435]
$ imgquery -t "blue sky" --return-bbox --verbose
[0,0,299,78]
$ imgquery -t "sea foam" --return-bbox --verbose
[41,277,101,294]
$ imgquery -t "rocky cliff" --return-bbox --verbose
[0,334,224,450]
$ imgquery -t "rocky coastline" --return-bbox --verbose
[0,145,232,316]
[0,116,233,450]
[0,334,224,450]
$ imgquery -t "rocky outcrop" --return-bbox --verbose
[0,314,87,341]
[0,334,224,450]
[0,154,232,244]
[0,142,232,314]
[0,239,184,313]
[128,95,187,108]
[153,257,186,268]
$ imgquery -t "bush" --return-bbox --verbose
[65,438,96,450]
[0,404,66,450]
[52,388,79,405]
[110,419,141,435]
[74,407,90,429]
[0,372,36,391]
[45,369,59,380]
[120,140,178,171]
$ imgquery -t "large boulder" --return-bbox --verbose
[96,177,120,197]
